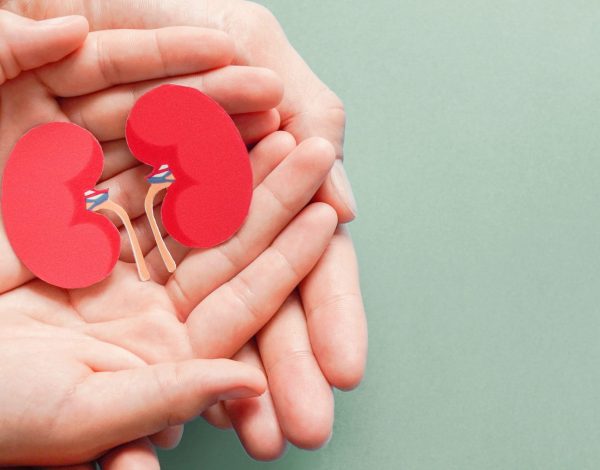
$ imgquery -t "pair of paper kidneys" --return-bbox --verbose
[1,85,253,289]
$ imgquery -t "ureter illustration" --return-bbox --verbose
[144,165,177,273]
[84,189,151,282]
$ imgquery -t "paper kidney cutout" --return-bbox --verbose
[126,84,253,248]
[1,122,120,289]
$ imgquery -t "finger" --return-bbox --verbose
[249,131,296,187]
[60,66,284,141]
[313,160,357,224]
[257,293,334,449]
[164,137,335,315]
[36,27,234,96]
[62,359,266,452]
[202,402,233,429]
[149,424,184,450]
[0,11,88,85]
[99,438,159,470]
[231,109,281,145]
[224,341,286,461]
[185,202,338,358]
[300,226,367,390]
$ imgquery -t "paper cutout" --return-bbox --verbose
[144,164,177,272]
[2,85,253,288]
[126,84,253,271]
[84,190,150,282]
[1,122,149,288]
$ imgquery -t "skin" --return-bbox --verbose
[3,0,370,465]
[0,11,340,467]
[6,0,368,361]
[27,2,366,461]
[0,10,274,466]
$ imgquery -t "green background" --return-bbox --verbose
[161,1,600,468]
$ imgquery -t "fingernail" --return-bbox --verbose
[330,160,357,217]
[218,386,260,401]
[323,431,334,448]
[38,16,81,26]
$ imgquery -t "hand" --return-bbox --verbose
[1,0,367,458]
[0,8,337,467]
[0,306,267,466]
[0,11,267,466]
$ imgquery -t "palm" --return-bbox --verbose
[0,294,146,464]
[0,268,276,466]
[2,261,188,359]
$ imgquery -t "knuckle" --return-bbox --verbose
[0,36,20,83]
[152,29,169,76]
[323,88,345,113]
[270,244,302,280]
[228,274,261,320]
[261,181,296,217]
[94,34,117,85]
[218,234,246,269]
[242,1,278,25]
[305,292,362,319]
[320,88,347,128]
[265,348,314,372]
[152,364,183,425]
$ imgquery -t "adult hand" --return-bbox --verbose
[0,7,337,467]
[0,10,266,467]
[2,0,367,457]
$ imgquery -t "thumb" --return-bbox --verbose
[0,10,88,85]
[65,359,266,455]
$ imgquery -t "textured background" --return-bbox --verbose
[160,1,600,468]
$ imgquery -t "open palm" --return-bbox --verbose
[0,293,267,466]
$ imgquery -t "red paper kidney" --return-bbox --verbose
[1,122,120,289]
[126,84,253,248]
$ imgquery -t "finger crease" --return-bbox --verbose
[270,245,303,280]
[260,182,296,217]
[265,349,314,373]
[305,292,363,319]
[167,273,194,322]
[228,275,261,321]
